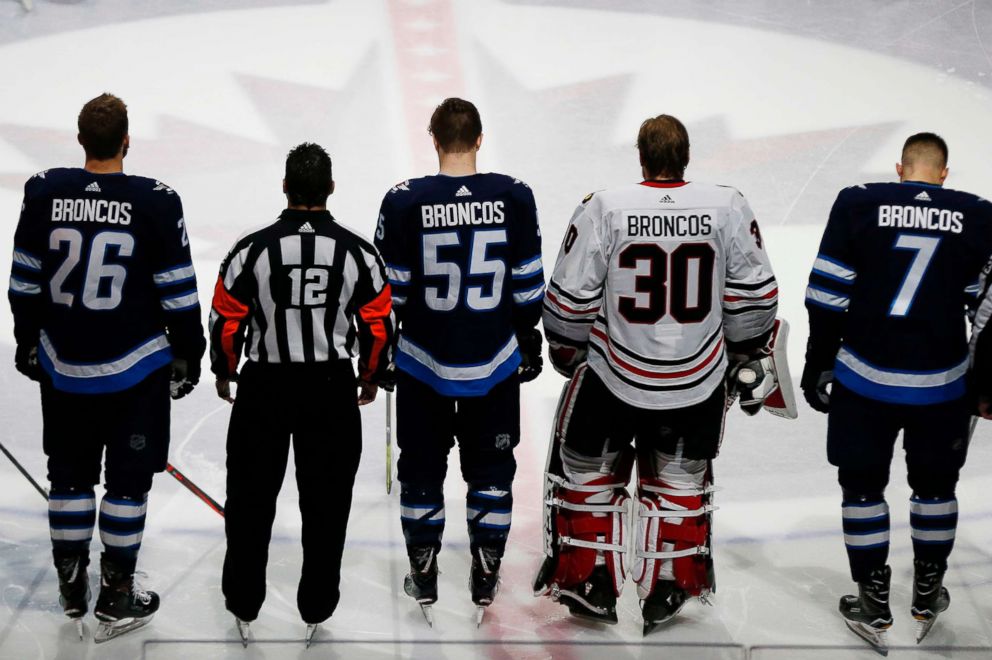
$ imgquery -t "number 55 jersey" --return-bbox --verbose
[373,174,544,396]
[806,182,992,405]
[9,168,204,393]
[544,181,778,409]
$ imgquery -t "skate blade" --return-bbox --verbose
[419,603,434,628]
[236,619,250,648]
[915,615,937,644]
[642,600,688,636]
[74,619,84,641]
[844,619,889,656]
[305,623,318,648]
[476,606,486,628]
[94,615,153,644]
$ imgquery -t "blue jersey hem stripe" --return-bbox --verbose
[39,346,173,394]
[834,361,966,405]
[396,351,521,397]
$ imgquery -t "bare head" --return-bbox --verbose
[429,98,482,175]
[637,114,690,181]
[77,93,129,164]
[897,132,948,185]
[283,142,334,210]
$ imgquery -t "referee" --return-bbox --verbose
[209,143,395,641]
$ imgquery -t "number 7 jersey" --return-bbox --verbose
[544,181,778,409]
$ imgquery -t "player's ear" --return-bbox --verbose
[475,134,483,151]
[940,167,949,184]
[282,179,288,195]
[328,180,335,196]
[895,162,903,179]
[432,136,441,154]
[121,135,130,158]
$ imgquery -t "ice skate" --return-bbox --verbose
[235,618,250,647]
[839,566,892,656]
[470,547,501,627]
[55,555,90,640]
[641,580,689,636]
[304,623,319,647]
[555,565,618,625]
[911,560,949,644]
[404,546,438,627]
[93,558,159,643]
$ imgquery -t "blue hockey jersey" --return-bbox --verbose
[373,173,543,396]
[805,181,992,405]
[9,168,205,394]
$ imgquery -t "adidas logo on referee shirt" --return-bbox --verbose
[298,222,315,233]
[915,191,932,202]
[85,181,101,193]
[456,185,472,197]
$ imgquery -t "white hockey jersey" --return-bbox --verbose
[543,180,778,409]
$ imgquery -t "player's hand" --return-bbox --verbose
[517,328,544,383]
[358,380,378,406]
[379,364,397,393]
[801,367,832,413]
[170,357,200,400]
[979,395,992,420]
[14,344,42,382]
[216,378,235,404]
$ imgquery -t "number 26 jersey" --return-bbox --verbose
[544,181,778,410]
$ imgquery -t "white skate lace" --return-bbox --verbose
[130,570,153,605]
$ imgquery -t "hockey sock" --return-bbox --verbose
[399,484,445,554]
[466,484,512,555]
[98,492,148,568]
[842,496,890,583]
[49,488,96,558]
[910,494,957,571]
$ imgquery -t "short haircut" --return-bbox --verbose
[78,93,128,160]
[428,98,482,152]
[902,132,948,170]
[285,142,333,207]
[637,114,690,180]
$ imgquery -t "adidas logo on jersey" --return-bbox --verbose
[660,194,675,203]
[915,191,932,202]
[298,222,315,233]
[85,182,101,193]
[456,185,472,197]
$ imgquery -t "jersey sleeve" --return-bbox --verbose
[543,199,609,348]
[351,241,396,383]
[148,190,206,363]
[968,202,992,396]
[373,193,412,321]
[8,177,48,347]
[723,192,778,350]
[804,189,858,369]
[508,181,545,332]
[208,236,255,379]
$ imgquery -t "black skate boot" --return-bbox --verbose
[470,547,501,626]
[403,546,438,627]
[55,554,90,639]
[839,565,892,655]
[557,564,618,625]
[641,580,689,636]
[911,560,949,644]
[93,556,160,643]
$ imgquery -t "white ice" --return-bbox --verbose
[1,1,992,658]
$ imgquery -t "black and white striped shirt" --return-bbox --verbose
[209,209,394,382]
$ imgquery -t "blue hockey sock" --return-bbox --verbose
[910,494,957,570]
[466,484,512,555]
[99,492,148,567]
[842,498,890,583]
[399,484,445,554]
[49,488,96,557]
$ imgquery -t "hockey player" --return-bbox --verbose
[210,142,394,646]
[8,93,205,642]
[373,98,544,625]
[802,133,992,651]
[535,114,781,634]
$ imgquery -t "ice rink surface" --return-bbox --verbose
[2,0,992,658]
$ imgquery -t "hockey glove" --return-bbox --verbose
[800,365,832,413]
[727,353,776,416]
[14,344,42,382]
[170,357,201,400]
[517,328,544,383]
[548,338,587,378]
[379,363,397,393]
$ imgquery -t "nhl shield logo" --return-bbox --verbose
[129,434,147,451]
[494,433,513,450]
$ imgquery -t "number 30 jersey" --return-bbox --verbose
[374,174,544,397]
[544,181,777,410]
[806,182,992,405]
[8,168,205,394]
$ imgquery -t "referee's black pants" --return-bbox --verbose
[222,360,362,624]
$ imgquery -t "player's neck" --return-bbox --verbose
[84,157,124,174]
[286,204,327,211]
[437,152,477,177]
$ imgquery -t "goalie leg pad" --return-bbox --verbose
[634,449,714,599]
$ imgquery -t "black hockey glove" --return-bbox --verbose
[800,363,832,413]
[379,363,397,393]
[517,328,544,383]
[170,357,201,400]
[14,344,42,382]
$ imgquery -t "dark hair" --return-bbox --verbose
[285,142,333,207]
[637,114,690,179]
[78,93,128,160]
[902,132,948,169]
[428,98,482,152]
